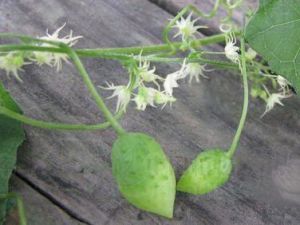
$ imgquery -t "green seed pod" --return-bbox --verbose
[112,132,176,218]
[177,149,232,195]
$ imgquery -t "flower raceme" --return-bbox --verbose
[0,24,82,81]
[103,58,209,112]
[35,23,82,71]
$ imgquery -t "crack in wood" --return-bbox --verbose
[14,171,93,225]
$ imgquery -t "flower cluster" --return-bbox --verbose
[32,24,82,71]
[0,24,82,81]
[103,57,210,112]
[261,75,293,117]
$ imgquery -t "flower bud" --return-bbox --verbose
[245,48,257,61]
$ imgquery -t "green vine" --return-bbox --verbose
[0,0,296,222]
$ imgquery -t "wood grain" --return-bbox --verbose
[4,176,84,225]
[0,0,299,224]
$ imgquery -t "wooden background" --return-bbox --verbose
[1,0,300,224]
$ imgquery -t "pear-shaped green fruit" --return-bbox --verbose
[177,149,232,195]
[112,132,176,218]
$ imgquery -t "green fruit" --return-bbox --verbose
[177,149,232,195]
[112,132,176,218]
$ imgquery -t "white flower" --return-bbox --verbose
[163,60,188,96]
[163,72,180,96]
[185,63,209,83]
[101,82,131,112]
[33,24,82,71]
[133,87,156,111]
[261,93,289,118]
[276,75,291,94]
[31,51,53,66]
[42,23,82,46]
[154,91,176,108]
[173,13,206,41]
[0,52,28,81]
[137,59,163,87]
[225,32,240,63]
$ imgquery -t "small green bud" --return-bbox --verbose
[112,133,176,218]
[0,53,25,81]
[177,149,232,195]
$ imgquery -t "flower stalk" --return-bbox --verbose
[0,106,122,131]
[227,36,249,158]
[63,44,126,135]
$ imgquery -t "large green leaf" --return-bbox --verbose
[0,82,25,225]
[245,0,300,92]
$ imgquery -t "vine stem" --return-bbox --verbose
[227,36,249,158]
[0,32,238,58]
[0,106,122,131]
[0,193,27,225]
[64,45,126,135]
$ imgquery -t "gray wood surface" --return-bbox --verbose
[5,176,84,225]
[0,0,300,224]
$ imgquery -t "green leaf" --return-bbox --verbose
[245,0,300,92]
[177,149,232,195]
[0,82,25,225]
[112,133,176,218]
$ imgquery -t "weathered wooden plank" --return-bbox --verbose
[0,0,299,224]
[5,176,84,225]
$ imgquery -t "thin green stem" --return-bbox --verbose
[0,33,65,47]
[77,33,230,57]
[0,193,27,225]
[0,33,243,73]
[202,51,225,55]
[227,36,249,158]
[64,45,126,135]
[139,55,240,70]
[0,106,122,131]
[0,33,231,58]
[0,45,65,54]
